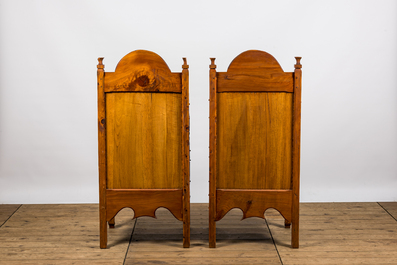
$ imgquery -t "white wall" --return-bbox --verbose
[0,0,396,203]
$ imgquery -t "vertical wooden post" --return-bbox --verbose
[292,57,302,248]
[209,58,217,248]
[182,58,191,248]
[97,57,107,249]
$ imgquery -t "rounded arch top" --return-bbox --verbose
[227,50,284,73]
[115,49,172,73]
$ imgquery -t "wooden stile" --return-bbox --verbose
[209,50,302,248]
[97,50,190,248]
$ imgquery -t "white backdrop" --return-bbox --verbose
[0,0,396,203]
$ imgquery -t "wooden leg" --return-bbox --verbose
[183,197,190,248]
[109,217,115,228]
[285,219,291,228]
[100,210,107,249]
[209,203,216,248]
[291,200,299,248]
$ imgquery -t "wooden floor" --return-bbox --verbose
[0,202,396,264]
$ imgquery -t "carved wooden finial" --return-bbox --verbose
[182,58,189,69]
[210,58,216,69]
[97,57,104,70]
[294,57,302,69]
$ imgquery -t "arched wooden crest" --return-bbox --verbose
[104,50,181,93]
[217,50,294,93]
[209,50,302,248]
[98,50,190,249]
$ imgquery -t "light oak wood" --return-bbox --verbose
[292,56,302,248]
[209,50,301,248]
[104,50,182,93]
[181,58,191,248]
[217,92,293,189]
[98,50,190,248]
[209,58,217,248]
[97,57,107,249]
[215,189,292,221]
[106,92,182,189]
[106,189,183,221]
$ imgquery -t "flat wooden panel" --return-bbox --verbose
[106,92,182,189]
[106,189,183,221]
[215,189,292,221]
[217,72,293,92]
[217,92,293,190]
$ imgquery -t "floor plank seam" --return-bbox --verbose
[377,202,397,222]
[0,204,22,228]
[265,218,284,265]
[123,218,137,265]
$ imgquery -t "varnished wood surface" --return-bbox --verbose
[106,92,182,189]
[215,189,292,221]
[106,189,183,221]
[0,203,396,264]
[291,57,302,248]
[181,58,191,248]
[97,57,107,248]
[211,51,301,248]
[216,92,293,190]
[209,58,217,248]
[217,72,293,93]
[104,50,182,93]
[99,51,189,248]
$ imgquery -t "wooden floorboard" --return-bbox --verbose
[126,204,281,264]
[0,202,396,264]
[0,204,135,265]
[379,202,397,221]
[269,202,397,265]
[0,204,21,227]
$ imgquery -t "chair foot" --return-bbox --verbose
[109,217,115,229]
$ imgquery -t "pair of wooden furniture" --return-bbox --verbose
[97,50,302,249]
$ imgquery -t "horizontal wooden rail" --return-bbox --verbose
[106,189,183,221]
[217,72,293,93]
[215,189,292,221]
[104,72,182,93]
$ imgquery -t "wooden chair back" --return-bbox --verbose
[97,50,190,248]
[209,50,302,248]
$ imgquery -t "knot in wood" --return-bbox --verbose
[137,75,150,87]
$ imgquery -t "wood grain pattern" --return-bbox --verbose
[217,72,293,93]
[209,58,217,248]
[104,50,181,93]
[106,92,182,189]
[217,92,293,190]
[106,189,183,221]
[291,57,302,248]
[97,57,107,249]
[181,58,190,248]
[98,50,190,248]
[215,189,292,221]
[217,50,293,93]
[210,50,301,249]
[1,203,397,264]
